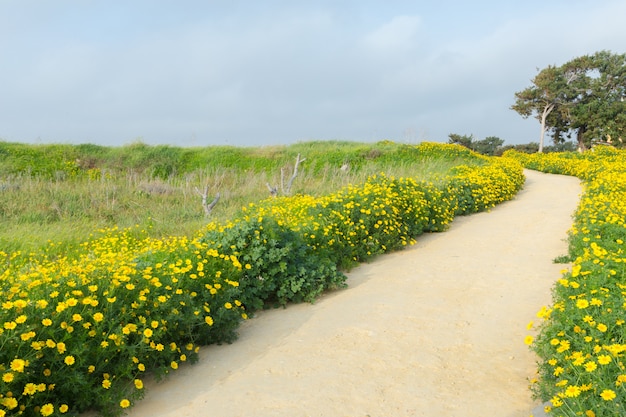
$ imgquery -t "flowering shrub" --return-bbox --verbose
[201,217,345,311]
[508,148,626,416]
[0,229,245,417]
[448,157,525,215]
[203,146,523,308]
[0,143,524,416]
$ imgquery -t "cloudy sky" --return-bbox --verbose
[1,1,625,148]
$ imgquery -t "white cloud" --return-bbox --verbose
[1,2,625,146]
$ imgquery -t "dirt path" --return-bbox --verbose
[126,170,581,417]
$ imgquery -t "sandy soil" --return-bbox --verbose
[125,169,581,417]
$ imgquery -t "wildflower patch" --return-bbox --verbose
[0,143,524,416]
[508,147,626,416]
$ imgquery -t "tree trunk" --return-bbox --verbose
[577,126,587,152]
[539,103,555,153]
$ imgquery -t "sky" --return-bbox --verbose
[1,1,625,148]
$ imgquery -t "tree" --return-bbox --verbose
[447,133,473,149]
[472,136,504,156]
[511,51,626,152]
[447,133,504,155]
[511,65,581,152]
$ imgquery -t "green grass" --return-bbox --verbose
[0,140,483,257]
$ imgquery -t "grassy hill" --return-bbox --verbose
[0,140,481,255]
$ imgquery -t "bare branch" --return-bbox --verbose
[206,193,220,214]
[195,184,220,216]
[266,182,278,197]
[284,153,306,195]
[280,167,285,194]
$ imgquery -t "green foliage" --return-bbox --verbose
[201,218,346,311]
[0,141,527,416]
[472,136,505,156]
[0,140,470,257]
[447,133,474,149]
[508,149,626,416]
[0,142,81,179]
[512,50,626,151]
[0,229,246,417]
[447,133,504,156]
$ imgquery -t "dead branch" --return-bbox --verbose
[195,185,220,216]
[266,182,278,197]
[283,153,306,195]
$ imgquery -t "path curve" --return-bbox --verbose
[126,169,581,417]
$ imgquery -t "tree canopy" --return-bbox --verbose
[447,133,504,156]
[511,50,626,152]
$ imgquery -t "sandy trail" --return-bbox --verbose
[126,169,581,417]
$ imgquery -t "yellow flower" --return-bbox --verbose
[576,299,589,309]
[64,355,76,366]
[40,403,54,416]
[93,312,104,322]
[23,382,38,395]
[57,342,67,354]
[151,320,159,329]
[564,385,581,398]
[2,397,18,409]
[120,399,131,408]
[524,335,534,345]
[205,316,214,326]
[102,379,112,389]
[171,361,178,369]
[2,372,14,382]
[600,389,617,401]
[143,328,153,338]
[42,318,52,326]
[590,298,603,306]
[598,355,611,365]
[597,323,608,332]
[10,358,27,372]
[224,302,233,309]
[20,331,36,341]
[584,361,597,372]
[134,379,143,389]
[557,340,570,353]
[59,404,69,413]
